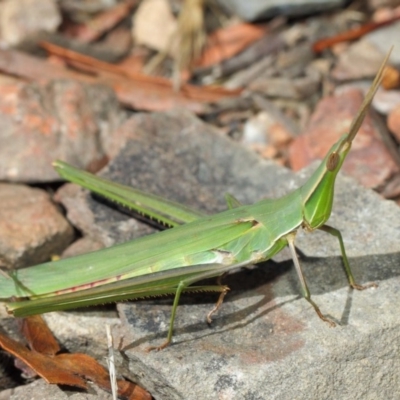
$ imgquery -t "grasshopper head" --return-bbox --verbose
[300,135,351,231]
[300,50,390,231]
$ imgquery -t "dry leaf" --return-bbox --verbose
[0,316,151,399]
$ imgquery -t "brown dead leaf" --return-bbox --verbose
[194,23,267,69]
[0,47,240,113]
[64,0,138,43]
[0,331,87,389]
[117,49,148,75]
[56,353,151,400]
[20,314,60,356]
[313,14,400,53]
[0,316,151,399]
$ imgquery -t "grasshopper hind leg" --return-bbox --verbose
[146,280,188,352]
[146,277,230,351]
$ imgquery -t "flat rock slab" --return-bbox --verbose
[51,110,400,399]
[115,175,400,400]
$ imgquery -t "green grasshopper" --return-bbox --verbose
[0,51,390,350]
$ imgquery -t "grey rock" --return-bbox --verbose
[0,184,74,268]
[216,0,346,21]
[0,80,125,183]
[59,0,118,15]
[331,40,385,81]
[365,21,400,65]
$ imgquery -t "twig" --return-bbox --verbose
[106,325,117,400]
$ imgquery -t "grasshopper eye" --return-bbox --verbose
[326,152,339,171]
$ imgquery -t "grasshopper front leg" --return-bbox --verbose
[318,224,377,291]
